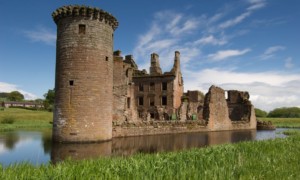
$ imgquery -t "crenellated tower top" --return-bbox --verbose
[52,5,119,30]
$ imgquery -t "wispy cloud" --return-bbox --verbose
[260,45,285,60]
[218,0,266,29]
[194,35,227,46]
[219,12,251,29]
[207,48,251,61]
[285,57,294,69]
[23,26,56,46]
[247,0,266,11]
[0,82,38,100]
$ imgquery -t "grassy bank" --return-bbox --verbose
[259,117,300,128]
[1,131,300,179]
[0,108,52,131]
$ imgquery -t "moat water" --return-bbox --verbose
[0,128,290,167]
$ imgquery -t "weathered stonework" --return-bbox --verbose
[52,5,257,142]
[52,5,118,142]
[203,86,233,130]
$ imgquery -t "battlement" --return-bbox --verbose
[52,5,118,30]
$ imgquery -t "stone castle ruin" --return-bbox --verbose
[52,5,256,143]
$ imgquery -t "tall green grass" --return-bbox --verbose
[1,131,300,179]
[0,108,53,131]
[260,117,300,128]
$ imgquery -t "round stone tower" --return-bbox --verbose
[52,5,118,142]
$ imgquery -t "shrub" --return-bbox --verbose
[255,108,268,117]
[1,116,15,124]
[268,107,300,118]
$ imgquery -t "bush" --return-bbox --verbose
[255,108,268,117]
[268,107,300,118]
[1,116,15,124]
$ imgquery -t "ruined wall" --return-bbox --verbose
[113,51,138,123]
[171,51,184,110]
[133,75,175,120]
[52,5,118,142]
[203,86,232,130]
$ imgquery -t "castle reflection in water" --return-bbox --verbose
[51,130,256,163]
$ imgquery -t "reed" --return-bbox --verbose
[1,131,300,179]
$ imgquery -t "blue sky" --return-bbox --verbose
[0,0,299,111]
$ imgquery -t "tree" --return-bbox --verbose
[43,89,55,111]
[267,107,300,118]
[8,91,24,101]
[255,108,268,117]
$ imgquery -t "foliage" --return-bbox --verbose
[259,117,300,128]
[43,89,55,112]
[1,134,300,179]
[255,108,268,117]
[0,116,15,124]
[7,91,24,102]
[267,107,300,118]
[0,92,9,99]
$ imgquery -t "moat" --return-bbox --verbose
[0,128,289,167]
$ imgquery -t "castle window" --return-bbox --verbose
[106,56,109,61]
[162,82,167,91]
[149,96,154,106]
[162,96,167,106]
[127,97,131,108]
[138,97,144,106]
[69,80,74,86]
[150,113,155,119]
[79,24,86,34]
[139,83,144,91]
[150,82,155,91]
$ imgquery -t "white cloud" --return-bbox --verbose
[0,82,39,100]
[207,48,251,61]
[247,0,266,11]
[194,35,227,46]
[23,26,56,46]
[284,57,294,69]
[260,45,285,60]
[219,12,251,29]
[183,68,300,111]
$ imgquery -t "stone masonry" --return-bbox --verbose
[52,5,256,142]
[52,5,118,142]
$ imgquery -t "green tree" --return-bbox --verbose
[43,89,55,111]
[8,91,24,101]
[267,107,300,118]
[255,108,268,117]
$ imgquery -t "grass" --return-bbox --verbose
[259,117,300,128]
[0,108,53,131]
[1,131,300,179]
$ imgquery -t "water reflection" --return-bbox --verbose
[51,130,256,163]
[0,128,291,166]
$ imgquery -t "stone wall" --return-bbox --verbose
[52,5,118,142]
[203,86,233,130]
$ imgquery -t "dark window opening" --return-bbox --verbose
[150,82,155,91]
[139,84,144,91]
[162,82,167,91]
[162,96,167,106]
[69,80,74,86]
[127,97,131,108]
[105,56,109,61]
[138,111,143,118]
[138,97,144,106]
[150,113,155,119]
[79,24,86,34]
[149,97,154,106]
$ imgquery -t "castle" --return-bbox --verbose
[52,5,256,143]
